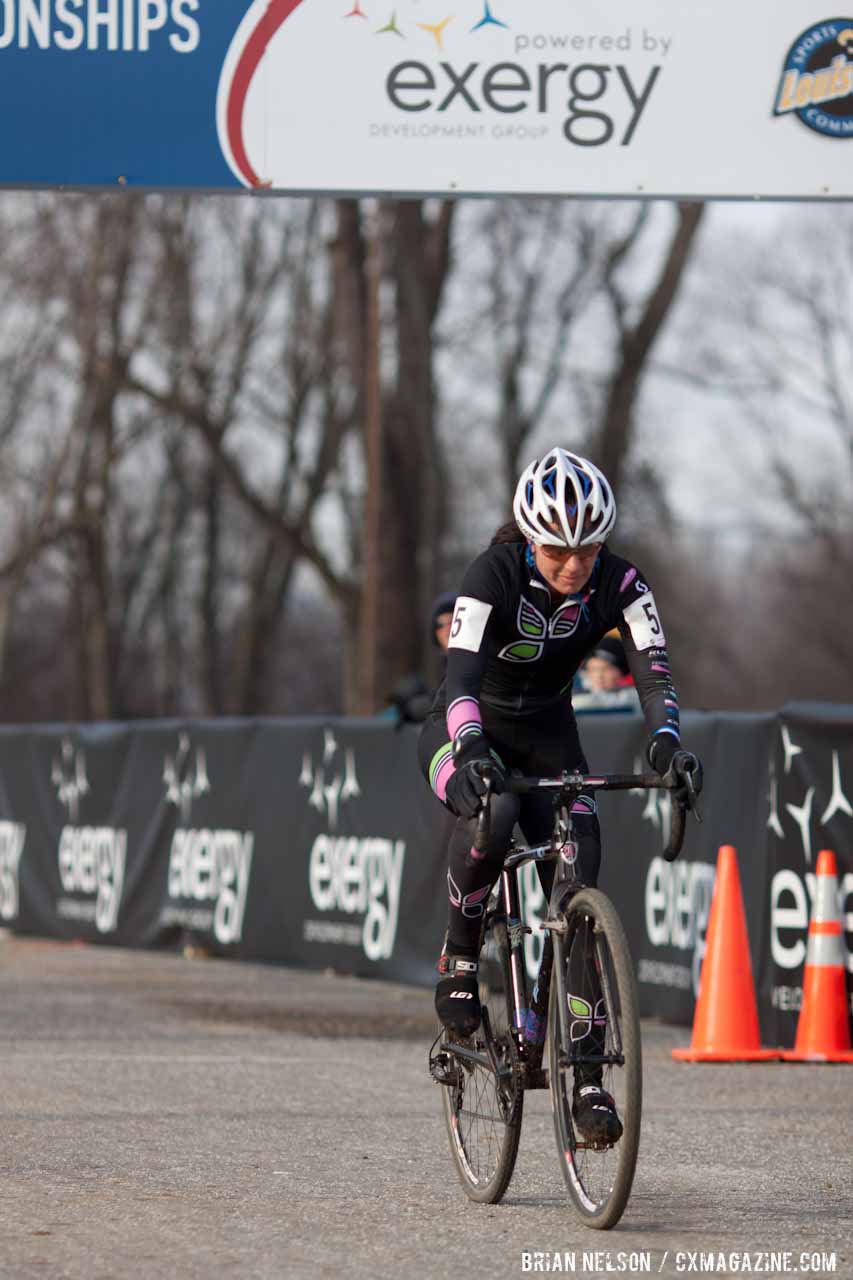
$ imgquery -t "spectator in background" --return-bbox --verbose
[430,591,456,658]
[384,592,457,725]
[573,634,640,712]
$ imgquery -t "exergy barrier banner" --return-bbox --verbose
[2,2,853,195]
[0,706,851,1048]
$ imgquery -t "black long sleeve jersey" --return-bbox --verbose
[438,542,681,752]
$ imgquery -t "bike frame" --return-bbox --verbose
[432,765,700,1219]
[479,770,685,1088]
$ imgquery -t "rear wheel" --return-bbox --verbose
[441,917,523,1203]
[548,888,642,1229]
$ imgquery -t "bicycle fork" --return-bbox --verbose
[550,917,624,1072]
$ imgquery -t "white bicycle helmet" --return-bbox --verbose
[513,448,616,548]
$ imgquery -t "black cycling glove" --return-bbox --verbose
[445,734,506,820]
[648,735,703,807]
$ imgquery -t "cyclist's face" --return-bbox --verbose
[532,540,601,595]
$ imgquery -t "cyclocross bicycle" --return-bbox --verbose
[429,765,699,1230]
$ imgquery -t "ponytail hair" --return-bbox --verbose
[490,519,526,547]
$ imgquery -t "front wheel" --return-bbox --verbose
[548,888,642,1229]
[441,917,523,1203]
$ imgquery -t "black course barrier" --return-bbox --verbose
[0,705,850,1049]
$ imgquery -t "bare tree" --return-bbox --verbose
[330,199,456,709]
[13,190,851,721]
[659,206,853,706]
[0,194,360,718]
[437,200,705,553]
[123,197,362,711]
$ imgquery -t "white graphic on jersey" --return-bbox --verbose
[785,786,814,865]
[781,725,802,774]
[518,596,547,640]
[767,763,785,839]
[497,595,547,662]
[622,592,665,651]
[549,601,583,639]
[820,750,853,825]
[448,597,493,654]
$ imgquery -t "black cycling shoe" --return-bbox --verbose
[572,1085,623,1145]
[435,952,480,1038]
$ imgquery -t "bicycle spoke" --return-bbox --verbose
[441,917,523,1203]
[549,889,642,1229]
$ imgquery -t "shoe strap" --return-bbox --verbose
[577,1084,613,1105]
[438,954,479,977]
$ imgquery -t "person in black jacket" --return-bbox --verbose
[573,633,640,711]
[417,447,702,1143]
[384,592,457,725]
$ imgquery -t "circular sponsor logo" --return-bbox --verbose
[775,19,853,139]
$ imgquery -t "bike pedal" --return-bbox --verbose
[576,1137,619,1152]
[428,1051,460,1088]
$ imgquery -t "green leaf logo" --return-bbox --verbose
[518,596,547,639]
[498,641,544,662]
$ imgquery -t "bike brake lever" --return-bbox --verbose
[685,770,703,823]
[473,772,493,852]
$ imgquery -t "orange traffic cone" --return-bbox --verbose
[673,845,779,1061]
[781,849,853,1063]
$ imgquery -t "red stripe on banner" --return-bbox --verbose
[227,0,306,188]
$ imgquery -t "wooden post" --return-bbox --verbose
[358,205,383,714]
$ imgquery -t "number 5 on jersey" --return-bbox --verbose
[449,597,493,653]
[623,593,665,650]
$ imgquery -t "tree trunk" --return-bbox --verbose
[595,203,705,495]
[377,202,453,696]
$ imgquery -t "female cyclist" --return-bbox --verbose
[418,447,702,1143]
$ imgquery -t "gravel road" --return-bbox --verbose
[0,937,849,1280]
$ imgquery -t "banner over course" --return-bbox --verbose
[2,3,853,196]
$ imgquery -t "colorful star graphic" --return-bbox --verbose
[472,1,508,31]
[418,16,453,49]
[376,9,404,35]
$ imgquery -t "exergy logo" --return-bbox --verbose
[52,739,125,933]
[642,856,715,995]
[767,728,853,1010]
[300,729,405,963]
[217,1,668,187]
[385,48,660,148]
[774,20,853,138]
[161,734,254,946]
[628,760,714,996]
[513,773,714,998]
